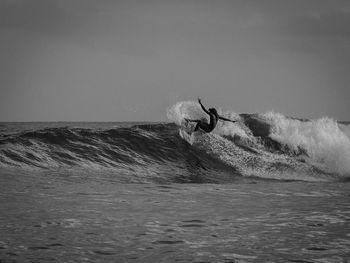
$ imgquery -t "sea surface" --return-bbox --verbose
[1,102,350,262]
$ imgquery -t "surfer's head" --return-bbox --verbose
[209,108,218,115]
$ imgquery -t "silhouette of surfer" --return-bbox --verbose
[185,98,236,133]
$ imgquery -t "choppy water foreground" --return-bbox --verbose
[0,171,349,263]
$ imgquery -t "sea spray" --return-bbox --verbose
[264,111,350,175]
[166,101,207,125]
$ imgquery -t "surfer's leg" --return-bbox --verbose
[194,122,211,132]
[194,122,200,131]
[194,122,210,132]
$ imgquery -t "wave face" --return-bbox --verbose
[1,102,349,183]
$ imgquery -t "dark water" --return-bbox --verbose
[0,118,350,262]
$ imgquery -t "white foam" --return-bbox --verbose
[264,111,350,175]
[166,101,207,125]
[193,132,328,181]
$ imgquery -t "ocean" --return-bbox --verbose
[1,101,349,262]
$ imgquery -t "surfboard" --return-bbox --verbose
[179,117,208,144]
[179,128,194,145]
[179,119,196,144]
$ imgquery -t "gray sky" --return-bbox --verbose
[1,0,349,121]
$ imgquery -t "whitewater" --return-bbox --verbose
[1,101,349,263]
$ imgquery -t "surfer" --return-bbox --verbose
[186,98,236,133]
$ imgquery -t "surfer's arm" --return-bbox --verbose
[198,98,210,115]
[219,116,236,123]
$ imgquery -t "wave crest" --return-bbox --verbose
[264,111,350,175]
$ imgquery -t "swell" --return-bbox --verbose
[0,124,239,183]
[1,124,175,167]
[1,102,349,183]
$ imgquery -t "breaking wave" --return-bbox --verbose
[0,101,349,183]
[166,101,350,181]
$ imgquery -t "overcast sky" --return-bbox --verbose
[0,0,349,121]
